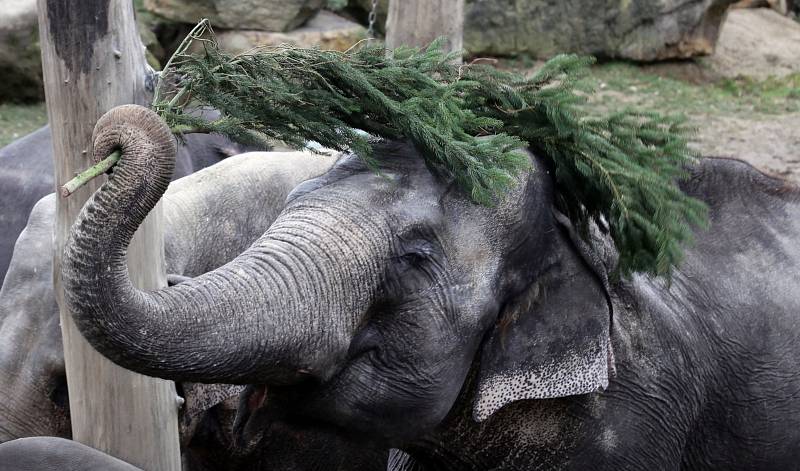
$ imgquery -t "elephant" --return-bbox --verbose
[0,150,390,470]
[61,105,800,469]
[0,437,141,470]
[0,122,262,286]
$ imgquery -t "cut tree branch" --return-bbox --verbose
[60,150,121,197]
[61,125,213,198]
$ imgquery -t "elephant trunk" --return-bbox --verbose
[63,105,388,385]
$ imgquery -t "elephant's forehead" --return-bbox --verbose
[456,230,500,282]
[441,204,501,289]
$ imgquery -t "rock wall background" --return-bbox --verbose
[0,0,44,102]
[1,0,797,103]
[144,0,325,31]
[464,0,737,60]
[0,0,798,182]
[350,0,794,59]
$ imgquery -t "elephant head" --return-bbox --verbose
[62,105,614,456]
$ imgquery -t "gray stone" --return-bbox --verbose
[464,0,738,60]
[144,0,326,32]
[0,0,43,102]
[700,8,800,79]
[352,0,738,61]
[732,0,791,15]
[215,11,366,53]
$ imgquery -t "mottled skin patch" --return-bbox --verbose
[474,348,609,421]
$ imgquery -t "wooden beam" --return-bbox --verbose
[384,0,465,55]
[37,1,181,469]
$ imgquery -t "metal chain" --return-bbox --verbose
[367,0,378,39]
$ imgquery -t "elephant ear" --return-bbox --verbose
[473,213,614,422]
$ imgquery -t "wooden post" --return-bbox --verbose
[384,0,465,55]
[37,1,181,469]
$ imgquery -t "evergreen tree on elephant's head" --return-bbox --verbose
[63,105,800,470]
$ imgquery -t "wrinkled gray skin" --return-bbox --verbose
[0,437,141,471]
[0,123,261,286]
[0,151,371,468]
[63,106,800,469]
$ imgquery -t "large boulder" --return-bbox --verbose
[144,0,325,32]
[732,0,792,14]
[467,0,739,60]
[353,0,738,60]
[700,7,800,79]
[215,11,365,54]
[0,0,43,102]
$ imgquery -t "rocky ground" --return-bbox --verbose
[696,9,800,181]
[588,8,800,182]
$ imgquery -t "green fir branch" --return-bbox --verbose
[153,26,707,278]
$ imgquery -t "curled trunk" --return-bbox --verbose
[63,105,388,385]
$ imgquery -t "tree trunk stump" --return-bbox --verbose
[37,1,181,469]
[385,0,464,55]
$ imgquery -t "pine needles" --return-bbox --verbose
[153,20,707,278]
[154,21,527,205]
[456,57,708,275]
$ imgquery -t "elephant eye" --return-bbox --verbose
[395,241,436,266]
[392,229,442,272]
[398,251,426,266]
[385,237,444,296]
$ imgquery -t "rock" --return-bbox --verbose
[135,0,168,68]
[351,0,737,61]
[700,8,800,79]
[0,0,176,103]
[464,0,738,60]
[144,0,325,32]
[0,0,44,102]
[215,11,366,53]
[732,0,790,14]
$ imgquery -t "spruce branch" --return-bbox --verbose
[148,26,706,278]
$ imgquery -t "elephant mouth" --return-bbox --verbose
[231,384,271,457]
[230,383,340,462]
[247,385,269,412]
